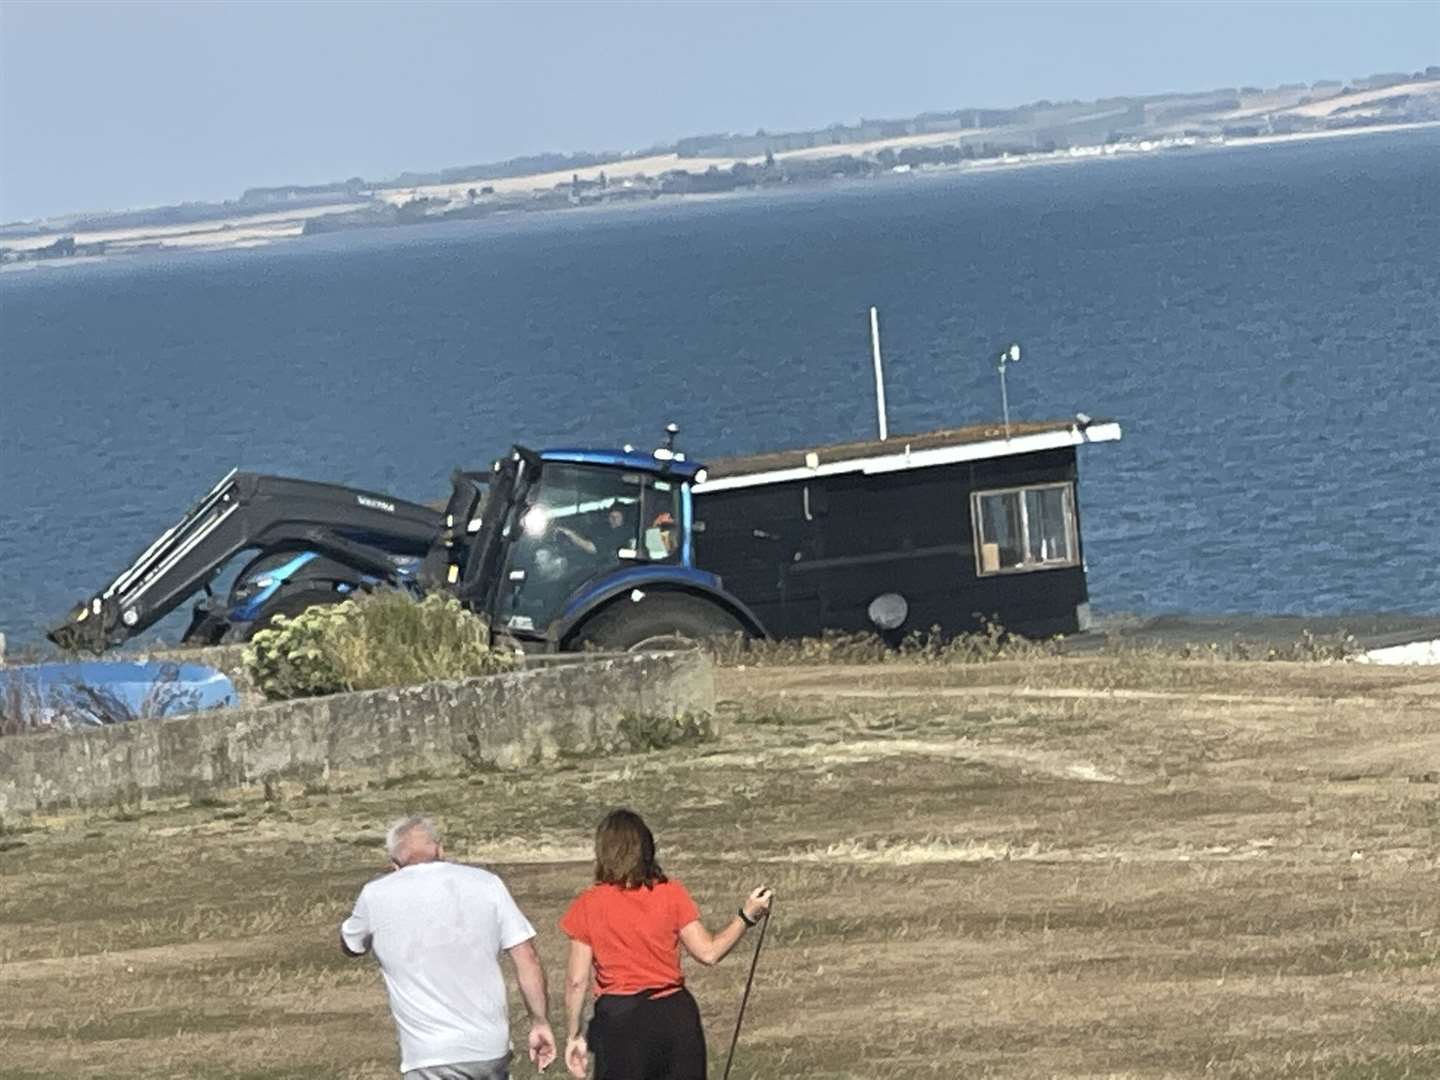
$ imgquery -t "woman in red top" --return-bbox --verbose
[561,808,772,1079]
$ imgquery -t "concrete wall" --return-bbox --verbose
[0,652,713,818]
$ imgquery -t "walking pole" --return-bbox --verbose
[721,901,773,1080]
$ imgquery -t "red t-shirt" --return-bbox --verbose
[560,880,701,997]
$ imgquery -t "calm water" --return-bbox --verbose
[2,130,1438,644]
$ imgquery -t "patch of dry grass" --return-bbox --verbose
[4,658,1440,1077]
[707,624,1361,671]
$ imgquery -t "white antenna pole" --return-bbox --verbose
[869,305,889,441]
[997,343,1021,441]
[1000,363,1011,439]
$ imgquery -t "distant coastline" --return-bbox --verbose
[4,72,1437,273]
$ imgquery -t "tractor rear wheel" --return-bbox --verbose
[569,592,746,652]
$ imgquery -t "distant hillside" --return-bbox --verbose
[3,63,1436,263]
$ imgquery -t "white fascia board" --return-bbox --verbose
[693,423,1122,494]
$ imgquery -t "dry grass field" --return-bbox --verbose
[4,656,1440,1079]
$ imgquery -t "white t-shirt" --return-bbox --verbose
[340,861,536,1072]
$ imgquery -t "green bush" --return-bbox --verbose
[243,592,516,700]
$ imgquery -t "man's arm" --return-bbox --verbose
[506,937,557,1071]
[506,938,550,1021]
[339,892,372,958]
[339,930,369,958]
[555,525,597,555]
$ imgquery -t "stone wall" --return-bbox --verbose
[0,652,713,818]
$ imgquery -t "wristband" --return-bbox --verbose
[738,907,757,927]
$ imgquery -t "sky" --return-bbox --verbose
[1,0,1436,222]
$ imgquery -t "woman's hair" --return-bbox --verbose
[593,808,667,889]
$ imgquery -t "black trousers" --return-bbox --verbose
[590,987,707,1080]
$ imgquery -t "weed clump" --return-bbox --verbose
[616,710,713,751]
[708,620,1055,667]
[1146,628,1359,662]
[244,591,515,700]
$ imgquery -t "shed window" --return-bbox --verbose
[972,483,1078,575]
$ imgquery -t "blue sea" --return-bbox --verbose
[2,129,1438,645]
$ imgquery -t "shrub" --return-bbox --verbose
[244,592,516,700]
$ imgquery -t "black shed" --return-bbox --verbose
[690,418,1121,640]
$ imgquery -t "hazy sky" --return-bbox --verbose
[1,0,1435,221]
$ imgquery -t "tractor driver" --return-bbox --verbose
[554,502,635,560]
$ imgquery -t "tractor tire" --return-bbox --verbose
[244,588,347,640]
[569,592,747,653]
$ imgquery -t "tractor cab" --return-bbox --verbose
[428,425,754,652]
[497,453,688,635]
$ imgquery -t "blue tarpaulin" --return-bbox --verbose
[0,661,236,730]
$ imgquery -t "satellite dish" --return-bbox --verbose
[867,592,909,631]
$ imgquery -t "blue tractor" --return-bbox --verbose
[51,426,764,653]
[423,428,764,652]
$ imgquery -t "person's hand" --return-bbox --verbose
[742,885,774,922]
[528,1020,558,1071]
[565,1034,589,1078]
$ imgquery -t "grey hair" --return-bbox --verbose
[386,815,439,863]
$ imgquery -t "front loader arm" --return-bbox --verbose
[48,472,443,652]
[49,472,250,651]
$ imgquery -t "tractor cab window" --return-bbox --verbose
[499,464,681,635]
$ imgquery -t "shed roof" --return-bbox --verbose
[694,418,1121,493]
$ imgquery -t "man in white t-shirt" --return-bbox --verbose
[341,815,557,1079]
